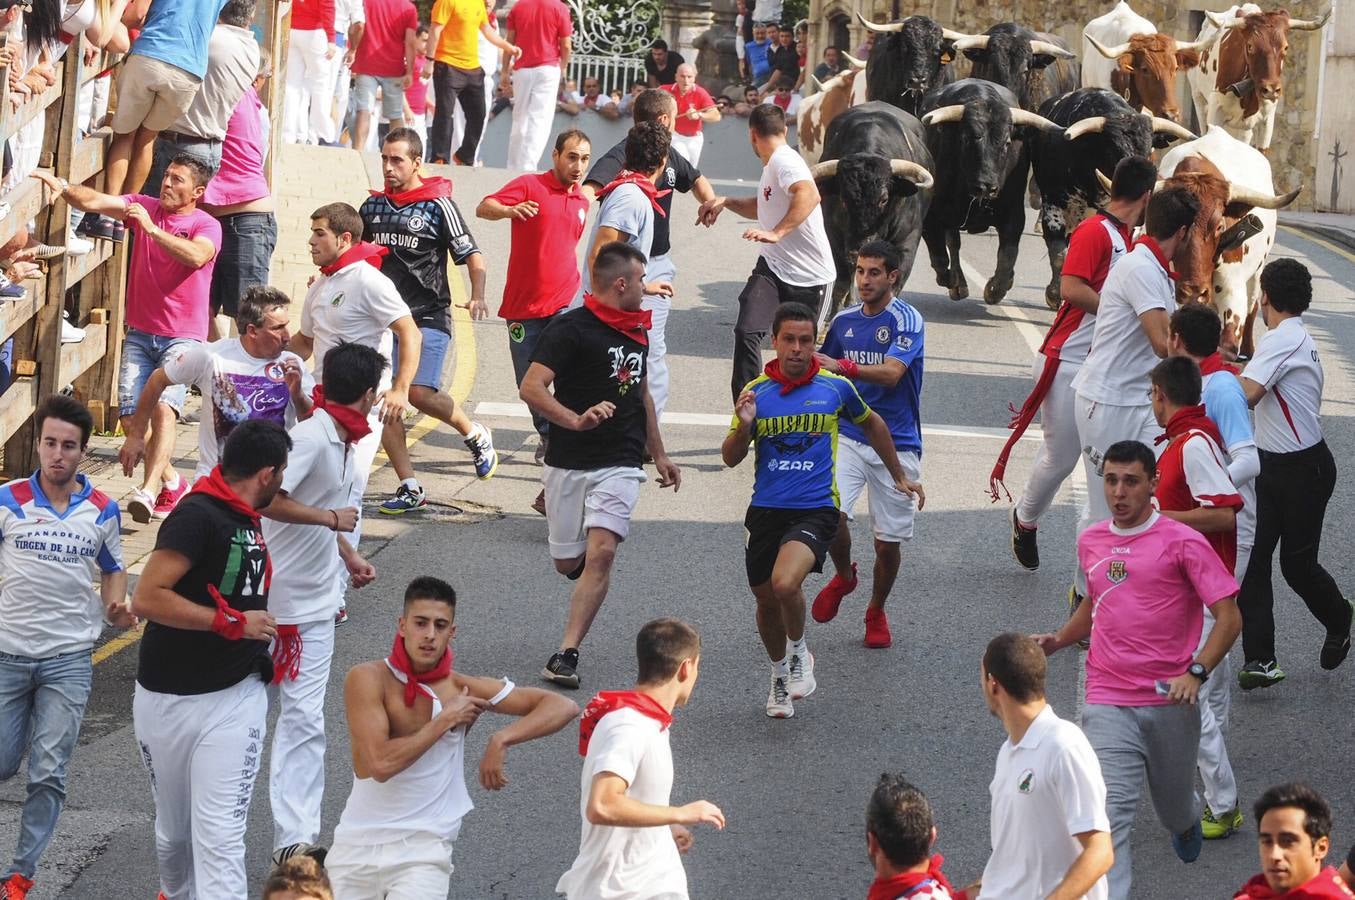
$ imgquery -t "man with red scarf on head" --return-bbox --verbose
[131,419,291,900]
[866,775,957,900]
[558,618,724,899]
[327,576,578,897]
[521,241,681,689]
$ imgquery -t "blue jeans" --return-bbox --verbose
[118,327,194,417]
[141,132,222,196]
[506,315,558,438]
[0,650,94,879]
[210,211,277,318]
[390,326,450,391]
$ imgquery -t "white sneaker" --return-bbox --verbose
[766,675,794,718]
[787,650,816,700]
[61,314,84,344]
[65,234,94,256]
[126,488,155,524]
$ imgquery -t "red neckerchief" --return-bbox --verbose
[1155,404,1225,448]
[1134,235,1180,281]
[773,93,791,111]
[388,633,454,708]
[371,175,452,205]
[191,465,262,526]
[584,292,652,347]
[190,467,273,640]
[578,690,673,756]
[1234,867,1355,899]
[308,387,371,443]
[595,170,670,217]
[1199,352,1240,376]
[320,241,388,276]
[764,357,821,395]
[867,855,956,900]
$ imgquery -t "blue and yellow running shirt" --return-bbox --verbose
[732,371,873,509]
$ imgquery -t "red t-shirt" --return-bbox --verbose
[353,0,419,78]
[1040,212,1131,360]
[1156,428,1244,572]
[485,172,589,319]
[291,0,335,41]
[662,83,716,136]
[507,0,573,69]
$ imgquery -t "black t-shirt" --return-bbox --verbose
[644,51,685,85]
[585,144,698,258]
[136,493,273,695]
[359,192,481,334]
[531,307,649,470]
[771,44,799,79]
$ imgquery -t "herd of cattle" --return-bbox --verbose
[798,1,1328,356]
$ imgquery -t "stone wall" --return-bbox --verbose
[807,0,1333,209]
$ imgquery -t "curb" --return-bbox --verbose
[1279,219,1355,255]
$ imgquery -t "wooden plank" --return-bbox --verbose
[49,239,114,292]
[59,321,107,384]
[0,287,43,345]
[13,360,35,377]
[72,238,126,413]
[0,179,48,252]
[69,129,112,185]
[0,376,39,453]
[0,62,67,147]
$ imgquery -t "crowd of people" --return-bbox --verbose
[0,1,1351,899]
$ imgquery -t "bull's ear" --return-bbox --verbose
[1177,48,1202,68]
[962,47,986,62]
[890,175,922,198]
[1223,200,1256,219]
[940,50,954,64]
[817,175,839,197]
[1116,55,1135,73]
[1029,53,1060,70]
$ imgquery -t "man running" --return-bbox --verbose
[1238,258,1352,689]
[811,240,926,649]
[520,242,681,688]
[721,302,923,718]
[557,618,725,899]
[359,127,499,514]
[0,396,131,900]
[131,419,291,900]
[991,156,1155,572]
[326,576,578,897]
[262,343,383,867]
[118,286,314,485]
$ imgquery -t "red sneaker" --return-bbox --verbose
[864,607,892,648]
[811,562,857,623]
[2,873,34,900]
[151,477,188,519]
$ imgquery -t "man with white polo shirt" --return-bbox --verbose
[1237,258,1352,689]
[964,632,1112,900]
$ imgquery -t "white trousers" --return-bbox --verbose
[643,253,676,422]
[336,418,382,608]
[329,832,455,900]
[284,29,333,144]
[507,65,559,171]
[269,619,336,850]
[670,131,704,167]
[332,55,353,143]
[134,678,268,900]
[1196,541,1251,815]
[1015,355,1082,526]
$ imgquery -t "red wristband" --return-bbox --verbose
[211,605,246,640]
[837,358,860,380]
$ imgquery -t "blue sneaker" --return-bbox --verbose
[0,274,25,300]
[379,483,427,515]
[465,423,498,480]
[1172,820,1203,863]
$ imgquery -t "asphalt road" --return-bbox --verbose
[10,161,1355,900]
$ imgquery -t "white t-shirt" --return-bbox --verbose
[579,183,654,300]
[262,411,356,624]
[556,708,687,900]
[163,338,313,481]
[1242,316,1325,453]
[978,705,1110,900]
[301,260,410,392]
[335,0,365,36]
[1071,242,1175,405]
[757,143,835,288]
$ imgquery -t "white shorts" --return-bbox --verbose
[542,465,646,559]
[328,832,454,900]
[837,437,921,542]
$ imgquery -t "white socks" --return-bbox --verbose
[788,636,808,662]
[772,657,790,679]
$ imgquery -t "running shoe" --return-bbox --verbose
[766,675,793,718]
[543,648,580,688]
[465,423,498,480]
[0,275,25,301]
[89,216,115,240]
[1171,820,1203,863]
[787,650,815,700]
[110,221,126,242]
[1238,659,1285,691]
[1201,805,1243,840]
[66,234,94,256]
[2,873,33,900]
[864,607,892,649]
[1011,510,1039,571]
[126,487,155,524]
[379,483,427,515]
[334,606,349,627]
[272,842,328,867]
[1321,599,1354,670]
[531,489,546,516]
[152,478,188,519]
[811,562,857,623]
[74,213,97,237]
[61,312,84,344]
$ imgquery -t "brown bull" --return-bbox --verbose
[1085,32,1207,121]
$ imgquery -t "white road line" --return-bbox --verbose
[957,256,1046,355]
[473,401,1044,442]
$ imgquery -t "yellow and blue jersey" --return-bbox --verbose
[732,371,873,509]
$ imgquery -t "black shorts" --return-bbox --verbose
[744,505,840,587]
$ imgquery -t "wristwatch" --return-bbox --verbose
[1187,662,1208,682]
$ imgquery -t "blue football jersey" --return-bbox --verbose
[819,298,924,453]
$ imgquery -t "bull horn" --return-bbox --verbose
[856,11,904,33]
[810,160,840,180]
[1174,35,1215,53]
[1205,11,1246,30]
[1288,7,1331,29]
[941,27,976,41]
[952,35,990,52]
[1064,116,1109,140]
[1227,182,1302,210]
[1009,108,1064,131]
[890,159,935,189]
[1146,114,1196,142]
[1096,170,1114,193]
[922,104,966,126]
[804,72,823,97]
[1085,34,1132,59]
[842,51,867,69]
[1030,39,1077,59]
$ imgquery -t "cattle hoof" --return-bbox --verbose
[948,281,969,302]
[1044,283,1061,311]
[984,280,1010,305]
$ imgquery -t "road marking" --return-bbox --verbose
[1278,224,1355,265]
[91,629,142,665]
[472,401,1044,442]
[958,256,1046,355]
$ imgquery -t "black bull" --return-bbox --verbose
[812,102,935,319]
[860,14,960,116]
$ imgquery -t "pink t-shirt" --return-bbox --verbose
[204,87,269,207]
[352,0,419,78]
[1077,512,1239,706]
[121,194,222,340]
[406,55,430,115]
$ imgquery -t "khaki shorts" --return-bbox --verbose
[112,54,202,134]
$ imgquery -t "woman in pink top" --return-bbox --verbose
[404,35,432,148]
[201,58,276,340]
[661,63,719,166]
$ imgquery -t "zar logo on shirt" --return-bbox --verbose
[1107,560,1127,583]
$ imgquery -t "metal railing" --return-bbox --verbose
[568,54,647,96]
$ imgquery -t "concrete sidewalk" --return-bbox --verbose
[1279,211,1355,255]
